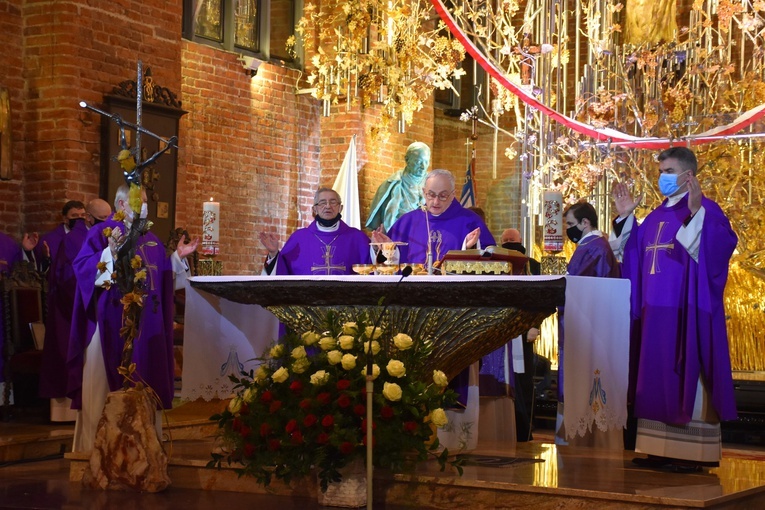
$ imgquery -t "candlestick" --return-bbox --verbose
[202,198,220,256]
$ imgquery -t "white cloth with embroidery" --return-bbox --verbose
[562,276,630,439]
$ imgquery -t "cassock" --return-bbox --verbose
[621,194,737,462]
[556,231,622,448]
[0,233,22,387]
[39,220,88,402]
[386,198,495,265]
[274,220,371,275]
[67,216,175,412]
[35,224,67,269]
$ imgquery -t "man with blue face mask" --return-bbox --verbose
[609,147,737,472]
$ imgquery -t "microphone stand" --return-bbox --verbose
[422,206,433,275]
[365,265,412,509]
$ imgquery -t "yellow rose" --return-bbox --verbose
[270,344,285,358]
[130,255,143,269]
[338,335,355,350]
[392,333,413,350]
[364,326,383,339]
[291,346,307,359]
[292,358,310,374]
[382,382,402,401]
[327,350,343,365]
[319,336,336,351]
[310,370,329,385]
[133,269,147,282]
[363,341,381,355]
[301,331,321,345]
[362,363,380,380]
[430,408,449,428]
[102,227,112,238]
[433,370,448,387]
[271,366,289,383]
[342,322,359,335]
[386,359,406,378]
[341,353,357,370]
[254,365,268,382]
[228,397,243,414]
[243,387,257,403]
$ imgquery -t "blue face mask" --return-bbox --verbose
[658,172,685,196]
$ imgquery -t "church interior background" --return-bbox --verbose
[2,0,765,505]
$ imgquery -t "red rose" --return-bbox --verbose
[361,418,376,431]
[269,400,283,413]
[232,418,243,432]
[362,435,376,447]
[299,398,312,410]
[336,379,351,391]
[303,414,318,427]
[380,406,394,419]
[317,392,332,405]
[260,391,273,404]
[339,441,354,454]
[404,421,418,432]
[244,443,255,457]
[239,425,251,439]
[290,380,304,394]
[317,432,330,444]
[291,430,303,444]
[268,439,281,451]
[239,403,250,415]
[321,415,334,428]
[260,423,271,437]
[337,394,351,408]
[353,404,366,416]
[285,419,298,433]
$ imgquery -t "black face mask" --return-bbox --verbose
[316,213,342,228]
[566,224,583,244]
[501,242,526,254]
[68,218,84,230]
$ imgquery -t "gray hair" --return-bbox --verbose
[114,184,130,211]
[313,187,341,205]
[424,169,455,191]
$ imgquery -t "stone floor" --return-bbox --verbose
[2,400,765,509]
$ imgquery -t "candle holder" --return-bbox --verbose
[198,254,223,276]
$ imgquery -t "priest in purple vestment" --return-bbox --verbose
[555,201,622,448]
[67,186,196,451]
[259,188,371,275]
[371,169,495,267]
[611,147,737,470]
[33,200,86,271]
[39,199,112,421]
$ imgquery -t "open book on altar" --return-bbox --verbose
[441,247,530,275]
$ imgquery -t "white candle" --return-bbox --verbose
[202,198,220,256]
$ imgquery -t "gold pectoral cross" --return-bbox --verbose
[138,244,159,291]
[311,245,346,275]
[645,221,674,275]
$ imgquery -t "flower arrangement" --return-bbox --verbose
[208,310,463,491]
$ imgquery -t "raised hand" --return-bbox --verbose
[22,232,39,251]
[612,182,641,217]
[465,227,481,249]
[685,173,702,215]
[370,225,392,245]
[176,234,199,259]
[258,231,280,257]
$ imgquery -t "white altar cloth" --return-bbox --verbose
[181,274,630,436]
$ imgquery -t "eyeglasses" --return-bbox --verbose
[424,191,453,202]
[315,199,341,207]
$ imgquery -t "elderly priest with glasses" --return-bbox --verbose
[259,187,372,275]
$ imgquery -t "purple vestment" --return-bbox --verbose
[67,216,175,408]
[39,221,88,399]
[275,220,371,275]
[0,233,22,379]
[387,199,495,265]
[622,195,737,424]
[35,224,67,270]
[388,200,495,405]
[558,234,621,402]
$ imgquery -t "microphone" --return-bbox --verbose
[365,265,413,373]
[422,205,433,275]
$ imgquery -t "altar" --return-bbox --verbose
[181,274,630,438]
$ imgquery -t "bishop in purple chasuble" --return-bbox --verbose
[274,220,371,275]
[67,217,175,409]
[622,195,737,429]
[386,198,495,265]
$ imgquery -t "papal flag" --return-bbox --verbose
[460,164,476,208]
[332,135,360,229]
